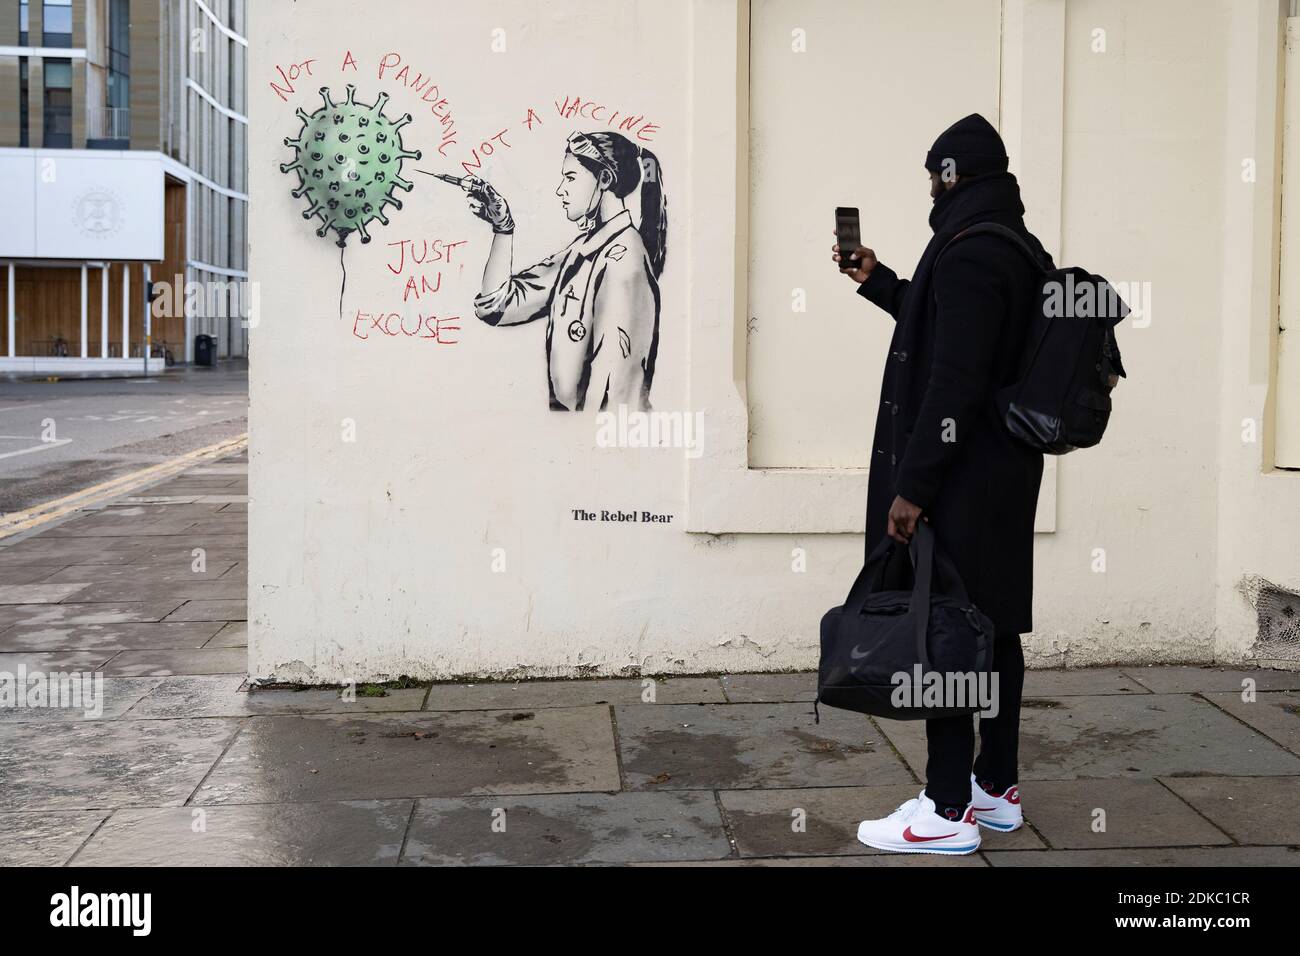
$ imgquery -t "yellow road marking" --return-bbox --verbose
[0,433,248,541]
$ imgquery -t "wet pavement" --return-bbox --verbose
[0,449,1298,866]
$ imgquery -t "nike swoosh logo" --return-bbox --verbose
[849,645,870,659]
[902,826,958,843]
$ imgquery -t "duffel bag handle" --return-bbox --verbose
[846,521,973,670]
[845,533,915,615]
[908,522,937,668]
[908,522,975,668]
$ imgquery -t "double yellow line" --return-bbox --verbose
[0,434,249,541]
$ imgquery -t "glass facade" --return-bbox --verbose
[42,0,72,47]
[42,57,72,147]
[19,57,29,147]
[108,0,129,111]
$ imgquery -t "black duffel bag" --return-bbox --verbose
[815,521,995,722]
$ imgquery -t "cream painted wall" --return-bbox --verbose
[249,0,1299,683]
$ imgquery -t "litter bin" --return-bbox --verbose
[194,334,216,367]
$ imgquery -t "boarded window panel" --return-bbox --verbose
[746,0,1001,468]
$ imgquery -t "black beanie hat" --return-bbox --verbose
[924,113,1009,178]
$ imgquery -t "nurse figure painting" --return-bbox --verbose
[462,131,667,412]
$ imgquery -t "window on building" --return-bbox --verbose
[107,0,130,112]
[43,0,72,48]
[19,0,28,45]
[43,58,73,148]
[19,58,29,147]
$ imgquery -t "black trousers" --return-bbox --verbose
[924,630,1025,807]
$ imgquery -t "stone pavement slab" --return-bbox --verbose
[614,702,912,791]
[0,718,241,810]
[424,676,723,710]
[0,677,160,723]
[867,715,928,777]
[2,541,245,566]
[117,496,200,505]
[162,599,246,622]
[1015,694,1300,779]
[73,801,412,867]
[183,519,248,536]
[40,516,204,538]
[402,791,729,866]
[1158,775,1300,845]
[99,535,246,555]
[0,621,226,652]
[125,675,427,718]
[0,811,109,866]
[0,601,185,628]
[1123,665,1300,694]
[102,647,248,677]
[984,846,1300,866]
[1201,690,1300,756]
[185,465,248,476]
[68,579,246,603]
[1006,778,1231,849]
[0,565,69,585]
[719,672,816,702]
[1023,667,1149,697]
[203,622,246,647]
[0,551,73,569]
[0,583,91,604]
[191,706,620,805]
[0,650,119,671]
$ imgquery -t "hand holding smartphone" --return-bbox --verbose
[835,206,861,270]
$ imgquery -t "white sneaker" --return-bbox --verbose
[970,774,1023,831]
[856,791,981,855]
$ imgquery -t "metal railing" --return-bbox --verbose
[86,106,130,141]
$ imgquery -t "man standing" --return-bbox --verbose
[833,114,1049,854]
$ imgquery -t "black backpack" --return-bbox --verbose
[942,223,1128,455]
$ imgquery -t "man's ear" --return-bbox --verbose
[599,169,615,191]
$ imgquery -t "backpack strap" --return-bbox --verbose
[940,222,1048,273]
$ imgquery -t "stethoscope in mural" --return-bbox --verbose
[280,85,422,318]
[424,131,668,412]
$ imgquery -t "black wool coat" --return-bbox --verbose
[857,172,1049,635]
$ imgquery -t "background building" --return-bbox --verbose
[0,0,247,370]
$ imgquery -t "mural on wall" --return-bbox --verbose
[280,84,422,315]
[432,130,667,412]
[268,51,669,382]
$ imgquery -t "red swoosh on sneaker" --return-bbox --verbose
[902,826,958,842]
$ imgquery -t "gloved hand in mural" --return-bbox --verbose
[461,176,515,235]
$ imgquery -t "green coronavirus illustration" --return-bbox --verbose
[280,84,421,247]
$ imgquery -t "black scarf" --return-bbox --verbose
[900,171,1031,326]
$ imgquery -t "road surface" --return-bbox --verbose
[0,363,248,515]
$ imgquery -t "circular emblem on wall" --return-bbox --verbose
[72,189,125,240]
[567,319,587,342]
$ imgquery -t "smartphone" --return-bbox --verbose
[835,206,861,271]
